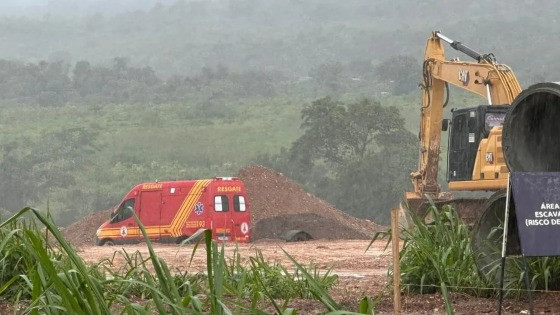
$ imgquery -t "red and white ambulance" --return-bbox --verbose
[95,177,251,245]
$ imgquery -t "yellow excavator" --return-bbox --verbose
[406,31,521,223]
[407,31,560,277]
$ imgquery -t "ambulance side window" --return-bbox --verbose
[214,195,229,212]
[111,199,135,223]
[233,195,246,212]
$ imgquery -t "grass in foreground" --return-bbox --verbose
[0,207,377,314]
[371,203,560,314]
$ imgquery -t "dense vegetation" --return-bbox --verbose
[0,55,420,225]
[0,58,403,106]
[0,0,556,84]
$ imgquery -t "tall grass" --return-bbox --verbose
[0,207,110,314]
[475,220,560,298]
[372,202,560,314]
[370,203,493,314]
[0,208,376,314]
[398,204,493,297]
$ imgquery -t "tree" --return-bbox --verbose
[277,97,416,223]
[334,131,417,222]
[73,60,92,97]
[293,97,408,165]
[0,127,98,216]
[0,142,37,211]
[292,97,348,165]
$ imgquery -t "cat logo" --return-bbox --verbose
[485,152,494,164]
[458,69,470,86]
[120,226,128,237]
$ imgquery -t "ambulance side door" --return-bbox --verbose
[139,190,162,239]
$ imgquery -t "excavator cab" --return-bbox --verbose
[447,105,509,182]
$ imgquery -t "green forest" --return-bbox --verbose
[0,0,554,225]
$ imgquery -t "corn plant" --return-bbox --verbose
[477,221,560,298]
[369,201,560,315]
[369,203,494,314]
[1,208,379,314]
[0,207,110,314]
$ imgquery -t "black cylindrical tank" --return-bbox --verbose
[502,82,560,172]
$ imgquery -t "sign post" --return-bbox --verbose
[498,175,512,315]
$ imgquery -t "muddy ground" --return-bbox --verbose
[77,239,556,314]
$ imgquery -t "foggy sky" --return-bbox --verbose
[0,0,180,16]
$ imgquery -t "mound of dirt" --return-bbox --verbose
[62,209,112,247]
[237,165,382,241]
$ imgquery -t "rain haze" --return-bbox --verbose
[3,0,560,313]
[0,0,557,223]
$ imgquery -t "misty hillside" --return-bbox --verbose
[0,0,557,83]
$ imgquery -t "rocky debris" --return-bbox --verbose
[237,165,381,241]
[62,209,112,247]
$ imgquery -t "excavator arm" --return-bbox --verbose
[406,31,522,208]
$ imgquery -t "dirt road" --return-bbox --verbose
[78,239,557,314]
[79,239,394,312]
[80,239,389,277]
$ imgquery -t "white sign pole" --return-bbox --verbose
[498,174,511,315]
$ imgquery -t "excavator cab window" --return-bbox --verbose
[448,105,509,182]
[451,113,467,150]
[448,108,479,181]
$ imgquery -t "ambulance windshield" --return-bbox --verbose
[110,199,135,223]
